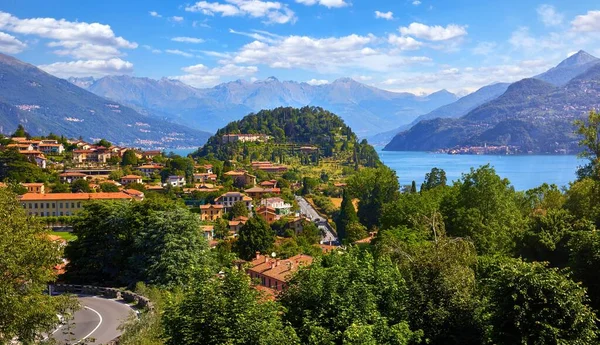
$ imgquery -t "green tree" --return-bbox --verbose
[336,189,358,242]
[421,168,447,191]
[11,124,29,138]
[574,110,600,180]
[302,177,320,195]
[230,200,249,219]
[348,167,400,229]
[71,178,91,193]
[122,150,139,166]
[440,165,525,255]
[479,257,598,345]
[568,231,600,312]
[0,148,44,182]
[0,188,77,342]
[51,182,70,193]
[100,182,120,192]
[214,218,230,239]
[346,221,368,243]
[164,268,300,345]
[96,138,112,148]
[518,209,574,267]
[564,178,600,227]
[410,181,417,194]
[234,216,275,260]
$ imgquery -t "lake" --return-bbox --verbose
[168,147,583,191]
[378,149,583,191]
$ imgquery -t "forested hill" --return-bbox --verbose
[195,106,380,167]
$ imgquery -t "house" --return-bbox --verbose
[142,150,162,160]
[260,197,292,215]
[72,147,114,164]
[201,225,215,242]
[123,189,145,201]
[199,204,224,221]
[38,141,65,155]
[59,172,89,184]
[244,253,313,292]
[202,164,213,174]
[255,205,278,224]
[166,175,186,187]
[20,151,47,168]
[224,170,256,187]
[260,180,278,188]
[21,183,45,194]
[251,161,288,174]
[7,143,34,151]
[120,175,143,185]
[221,134,271,144]
[136,164,163,177]
[215,192,253,212]
[19,192,133,217]
[193,173,217,183]
[244,186,281,199]
[288,216,311,235]
[229,216,249,234]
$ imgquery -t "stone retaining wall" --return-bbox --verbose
[52,284,153,310]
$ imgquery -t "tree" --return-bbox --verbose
[100,182,120,192]
[71,178,91,193]
[234,216,275,260]
[478,257,598,345]
[0,148,44,182]
[346,221,369,243]
[348,167,400,229]
[96,138,112,148]
[410,181,417,194]
[214,218,230,239]
[0,188,77,342]
[11,124,29,138]
[122,150,139,166]
[163,268,300,345]
[51,182,70,193]
[302,177,320,195]
[421,168,447,191]
[230,200,249,219]
[518,209,574,267]
[336,189,358,242]
[574,110,600,180]
[568,231,600,312]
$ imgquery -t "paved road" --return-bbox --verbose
[295,196,338,245]
[50,296,133,344]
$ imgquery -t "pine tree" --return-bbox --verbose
[411,180,417,193]
[336,189,358,242]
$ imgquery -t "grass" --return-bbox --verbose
[52,231,78,241]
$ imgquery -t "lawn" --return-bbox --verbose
[52,231,78,241]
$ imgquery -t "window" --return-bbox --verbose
[60,212,63,216]
[52,203,55,208]
[77,202,81,208]
[52,212,56,216]
[40,203,43,209]
[28,203,32,209]
[59,203,63,208]
[46,203,50,209]
[71,203,75,208]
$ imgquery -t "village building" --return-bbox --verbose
[260,197,292,215]
[136,164,163,177]
[244,186,281,199]
[19,192,133,217]
[244,253,313,292]
[7,143,34,151]
[21,183,45,194]
[123,189,145,201]
[288,216,311,235]
[255,205,278,224]
[20,151,47,168]
[251,161,288,174]
[142,150,162,160]
[259,180,278,188]
[221,134,271,144]
[215,192,253,212]
[200,204,224,221]
[166,175,186,187]
[201,225,215,242]
[193,173,217,183]
[229,216,248,234]
[59,172,89,184]
[38,141,65,155]
[120,175,143,185]
[224,170,256,187]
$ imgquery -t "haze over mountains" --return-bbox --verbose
[384,50,600,153]
[0,53,211,148]
[71,75,459,137]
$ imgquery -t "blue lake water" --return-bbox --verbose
[378,149,583,191]
[167,147,583,191]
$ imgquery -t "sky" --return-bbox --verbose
[1,0,600,95]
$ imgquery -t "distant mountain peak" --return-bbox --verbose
[557,50,598,68]
[265,76,279,82]
[333,77,357,84]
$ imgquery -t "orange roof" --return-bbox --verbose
[19,192,132,201]
[200,204,224,209]
[247,254,313,282]
[224,170,246,176]
[22,182,44,187]
[73,149,95,153]
[60,172,87,177]
[138,165,162,169]
[123,189,144,196]
[121,175,142,179]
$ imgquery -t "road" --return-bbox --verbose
[50,296,134,344]
[295,196,338,245]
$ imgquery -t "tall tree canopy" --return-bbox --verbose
[348,166,400,229]
[574,110,600,180]
[234,216,275,260]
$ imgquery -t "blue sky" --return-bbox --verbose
[1,0,600,94]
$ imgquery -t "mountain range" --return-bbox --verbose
[0,53,211,148]
[70,75,459,137]
[384,50,600,153]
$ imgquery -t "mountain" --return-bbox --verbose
[368,82,510,145]
[76,75,458,137]
[0,53,210,148]
[384,60,600,153]
[535,50,600,86]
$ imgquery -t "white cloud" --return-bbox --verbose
[142,45,162,54]
[149,11,162,18]
[571,10,600,32]
[374,11,393,20]
[229,28,282,44]
[38,58,134,78]
[0,11,136,59]
[537,4,563,27]
[412,1,421,5]
[186,0,296,24]
[471,41,497,55]
[170,16,184,22]
[172,36,205,44]
[0,31,26,54]
[295,0,348,8]
[399,22,468,41]
[166,49,194,57]
[388,34,422,50]
[306,79,329,85]
[171,63,258,87]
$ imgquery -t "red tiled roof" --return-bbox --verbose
[247,254,313,282]
[19,192,133,201]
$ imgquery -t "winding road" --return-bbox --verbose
[295,196,338,245]
[50,296,133,344]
